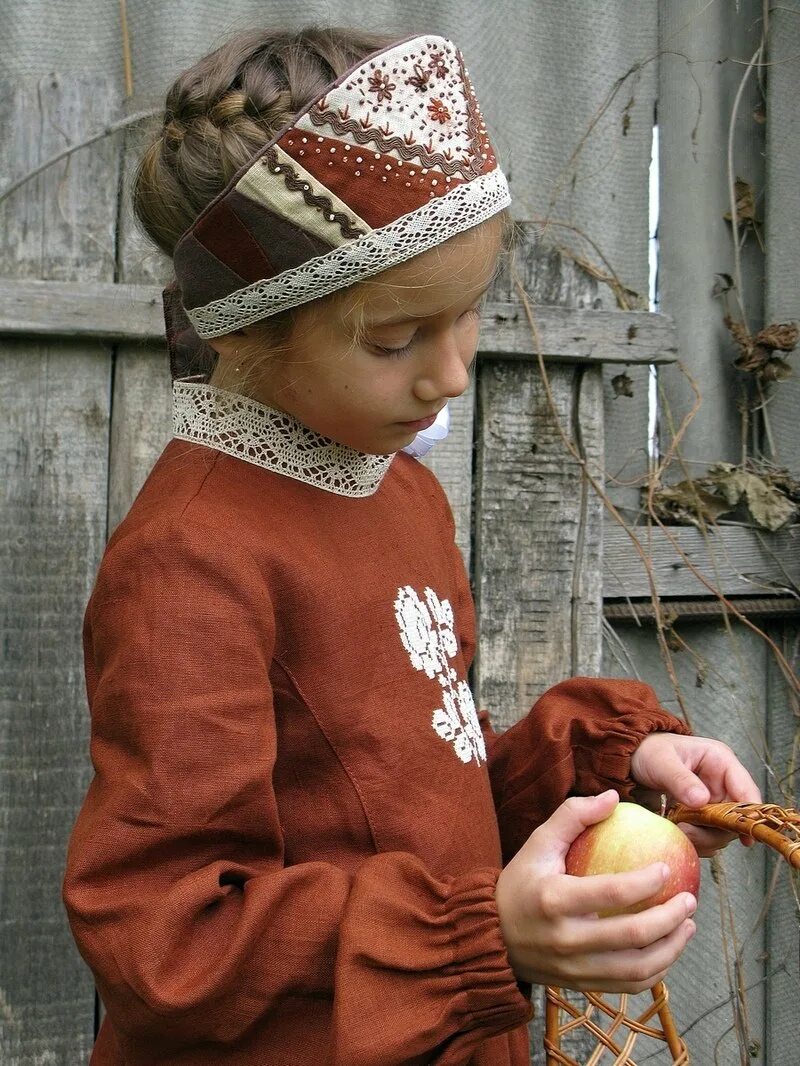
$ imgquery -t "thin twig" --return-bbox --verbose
[727,42,763,327]
[119,0,134,99]
[0,109,159,206]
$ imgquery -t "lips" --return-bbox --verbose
[400,413,438,429]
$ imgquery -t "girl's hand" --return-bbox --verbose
[494,790,697,993]
[629,732,763,856]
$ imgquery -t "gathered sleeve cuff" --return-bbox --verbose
[329,856,533,1064]
[480,677,693,866]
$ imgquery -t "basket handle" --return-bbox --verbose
[665,801,800,868]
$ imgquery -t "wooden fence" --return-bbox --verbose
[1,2,798,1063]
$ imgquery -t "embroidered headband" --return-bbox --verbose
[162,31,510,380]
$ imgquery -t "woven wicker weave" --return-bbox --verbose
[543,802,800,1065]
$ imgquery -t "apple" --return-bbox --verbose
[565,801,700,917]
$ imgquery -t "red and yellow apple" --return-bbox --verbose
[565,801,700,917]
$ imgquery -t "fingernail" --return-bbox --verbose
[660,863,670,881]
[687,786,705,805]
[686,920,696,939]
[684,894,697,916]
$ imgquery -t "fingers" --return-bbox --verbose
[724,760,762,805]
[679,822,748,857]
[558,892,698,957]
[527,791,619,874]
[546,862,671,919]
[559,916,697,995]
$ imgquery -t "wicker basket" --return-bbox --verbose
[543,802,800,1065]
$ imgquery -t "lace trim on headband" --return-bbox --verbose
[186,167,510,338]
[172,380,395,498]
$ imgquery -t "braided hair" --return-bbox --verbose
[133,25,400,258]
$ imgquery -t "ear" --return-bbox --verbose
[206,328,247,359]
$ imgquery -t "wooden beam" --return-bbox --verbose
[0,278,678,364]
[603,520,800,600]
[0,278,164,342]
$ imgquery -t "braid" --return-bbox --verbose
[132,25,399,258]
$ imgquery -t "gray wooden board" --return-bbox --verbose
[764,2,800,477]
[602,619,770,1064]
[474,357,604,723]
[112,122,176,540]
[0,75,121,1065]
[656,0,766,474]
[604,520,800,600]
[420,380,475,572]
[474,246,605,1061]
[474,236,605,716]
[764,621,799,1066]
[0,278,680,366]
[477,360,605,1062]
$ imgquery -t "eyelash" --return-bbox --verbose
[372,306,483,359]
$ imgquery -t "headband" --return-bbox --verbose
[162,31,510,380]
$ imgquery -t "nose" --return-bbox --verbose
[413,330,473,404]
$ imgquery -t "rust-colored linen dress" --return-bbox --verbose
[62,381,691,1065]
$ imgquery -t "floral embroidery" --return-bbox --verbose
[428,51,449,77]
[427,98,451,125]
[406,63,432,92]
[394,585,486,766]
[368,71,396,103]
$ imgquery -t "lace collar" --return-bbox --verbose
[172,378,396,498]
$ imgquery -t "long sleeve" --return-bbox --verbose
[433,479,693,867]
[62,518,532,1064]
[477,680,693,866]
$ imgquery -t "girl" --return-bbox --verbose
[63,24,761,1066]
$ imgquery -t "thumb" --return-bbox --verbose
[523,789,619,875]
[651,747,710,808]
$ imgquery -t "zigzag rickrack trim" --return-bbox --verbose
[171,380,395,497]
[306,107,481,180]
[186,167,510,338]
[262,146,367,240]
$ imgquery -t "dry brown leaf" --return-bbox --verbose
[650,481,733,528]
[708,463,797,531]
[760,357,793,381]
[752,322,799,352]
[723,177,759,225]
[725,315,796,380]
[724,314,752,351]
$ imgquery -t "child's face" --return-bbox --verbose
[213,218,503,455]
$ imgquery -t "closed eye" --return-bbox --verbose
[371,306,483,359]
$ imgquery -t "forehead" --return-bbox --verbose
[347,217,503,321]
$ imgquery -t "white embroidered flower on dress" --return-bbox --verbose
[393,585,486,765]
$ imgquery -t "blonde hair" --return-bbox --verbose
[132,23,516,397]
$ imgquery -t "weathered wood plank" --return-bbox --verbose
[764,2,800,478]
[108,122,175,543]
[420,381,475,571]
[0,278,679,365]
[657,0,765,474]
[0,74,121,1066]
[0,278,166,339]
[474,237,604,722]
[602,619,769,1064]
[603,521,800,599]
[483,180,611,1066]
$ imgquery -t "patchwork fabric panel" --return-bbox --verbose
[172,33,508,332]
